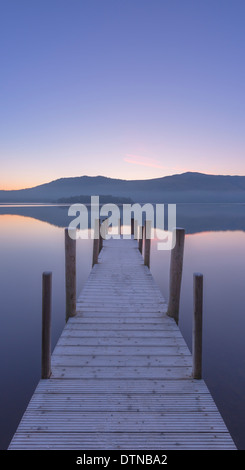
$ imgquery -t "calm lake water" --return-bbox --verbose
[0,204,245,449]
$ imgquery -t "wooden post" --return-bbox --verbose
[131,217,134,237]
[92,218,100,267]
[42,272,52,379]
[134,219,139,241]
[99,219,103,253]
[100,217,109,240]
[144,220,151,268]
[65,228,76,321]
[138,226,143,254]
[140,223,145,255]
[193,273,203,379]
[167,228,185,324]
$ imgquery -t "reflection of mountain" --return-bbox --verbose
[1,203,245,234]
[0,205,72,228]
[57,195,134,204]
[176,204,245,233]
[2,172,245,203]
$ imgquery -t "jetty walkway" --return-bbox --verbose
[9,237,236,449]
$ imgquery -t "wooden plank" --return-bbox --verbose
[54,341,189,350]
[16,411,229,432]
[27,393,220,412]
[75,312,167,317]
[61,329,183,339]
[51,354,192,367]
[76,307,167,312]
[67,320,178,329]
[35,378,212,394]
[77,299,165,302]
[51,365,193,379]
[8,432,236,450]
[68,318,174,324]
[56,339,186,347]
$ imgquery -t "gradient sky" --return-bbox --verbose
[1,0,245,189]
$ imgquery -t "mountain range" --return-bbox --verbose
[2,172,245,203]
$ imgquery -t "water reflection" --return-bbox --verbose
[0,214,93,449]
[151,231,245,449]
[1,202,245,234]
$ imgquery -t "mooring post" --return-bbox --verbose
[167,227,185,324]
[193,273,203,379]
[144,220,151,268]
[65,228,76,321]
[99,219,103,253]
[139,223,145,255]
[131,217,134,237]
[100,217,109,241]
[134,219,140,241]
[42,271,52,379]
[92,218,100,267]
[138,225,143,254]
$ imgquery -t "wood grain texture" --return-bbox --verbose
[65,228,76,320]
[193,273,203,379]
[41,272,52,379]
[167,227,185,323]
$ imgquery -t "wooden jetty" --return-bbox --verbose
[9,235,236,450]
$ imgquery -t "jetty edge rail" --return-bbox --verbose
[8,233,236,450]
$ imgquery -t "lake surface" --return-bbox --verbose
[0,204,245,449]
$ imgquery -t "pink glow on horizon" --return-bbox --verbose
[124,154,190,173]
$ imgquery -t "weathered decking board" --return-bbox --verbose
[9,238,236,450]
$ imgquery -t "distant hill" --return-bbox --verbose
[57,194,134,204]
[1,172,245,203]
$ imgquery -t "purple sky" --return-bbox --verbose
[1,0,245,189]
